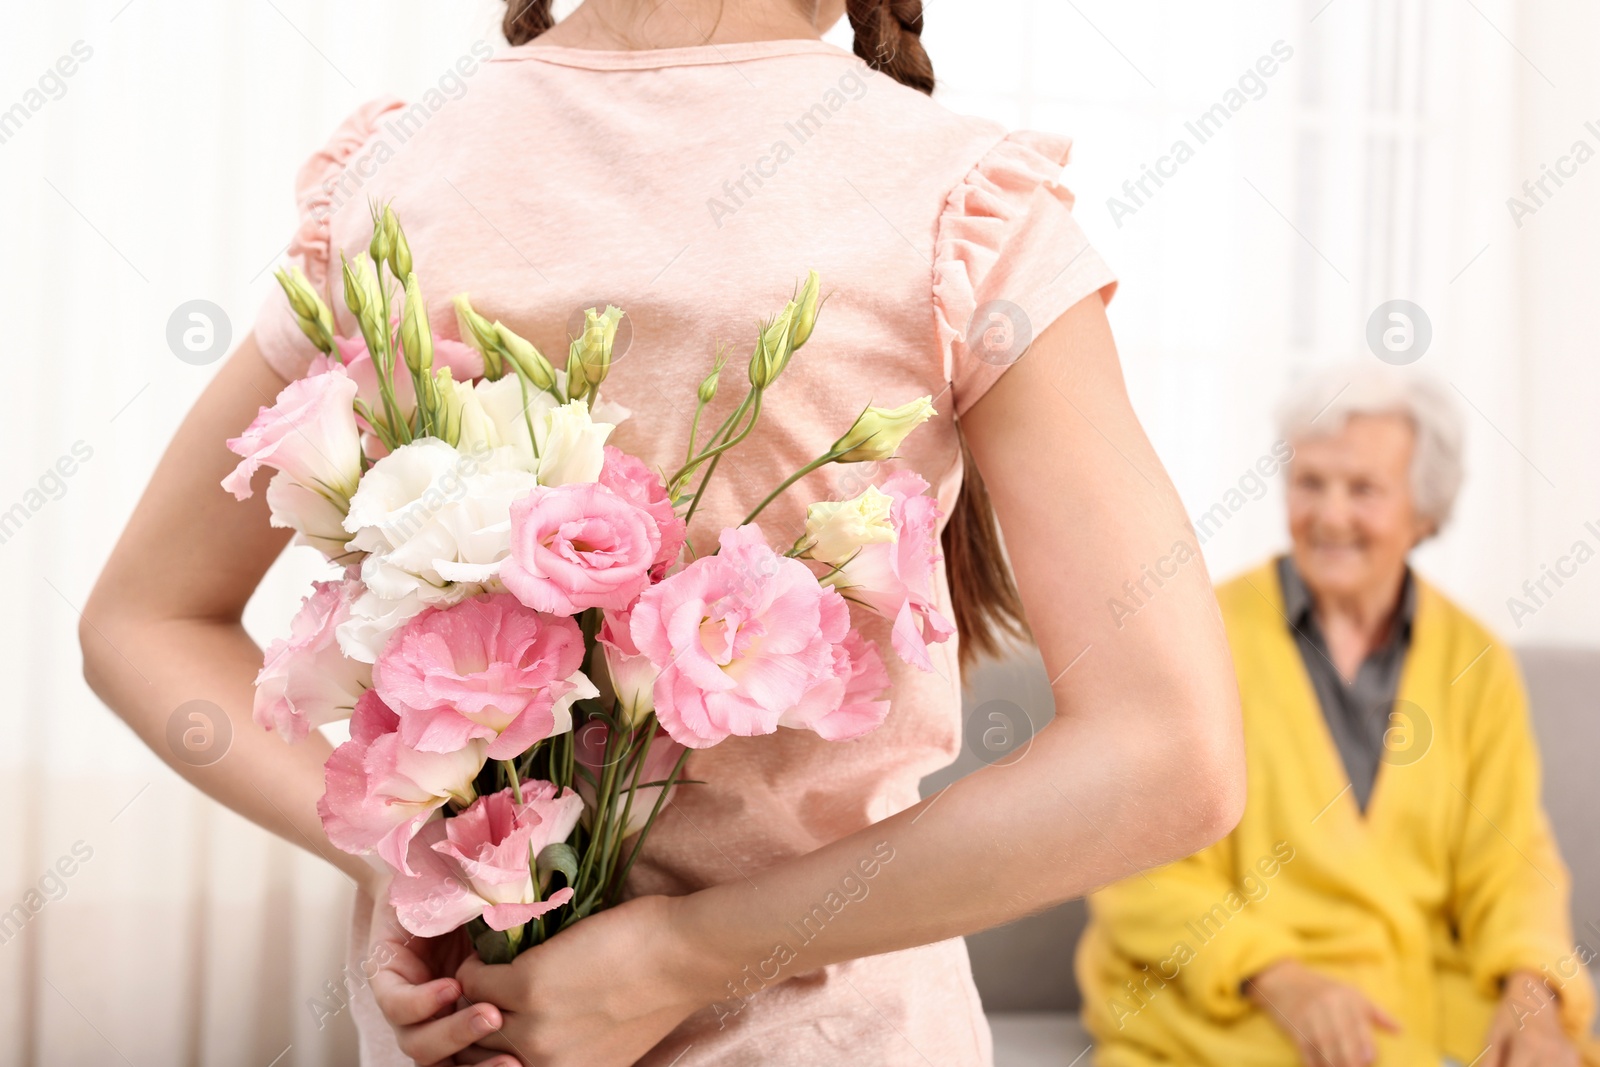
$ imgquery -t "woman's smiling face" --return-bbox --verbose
[1286,413,1432,603]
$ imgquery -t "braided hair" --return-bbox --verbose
[498,0,1030,671]
[502,0,556,43]
[503,0,933,95]
[845,0,933,95]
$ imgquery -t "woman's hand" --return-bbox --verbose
[1245,959,1401,1067]
[1480,971,1581,1067]
[457,894,711,1067]
[366,883,521,1067]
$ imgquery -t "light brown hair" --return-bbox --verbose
[501,0,1030,674]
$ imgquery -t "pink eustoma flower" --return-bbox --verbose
[782,631,892,741]
[253,578,370,742]
[597,446,687,578]
[502,481,662,616]
[629,524,863,749]
[222,364,361,502]
[596,605,658,725]
[372,594,594,759]
[318,690,486,876]
[826,471,956,671]
[389,783,583,937]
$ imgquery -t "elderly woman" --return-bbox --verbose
[1076,363,1597,1066]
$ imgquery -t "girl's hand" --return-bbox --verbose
[457,894,713,1067]
[365,884,521,1067]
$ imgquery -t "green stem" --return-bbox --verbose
[676,392,765,522]
[503,758,524,805]
[572,716,623,894]
[669,389,755,493]
[352,399,398,454]
[693,393,763,467]
[373,279,412,445]
[512,364,542,461]
[683,399,708,469]
[598,723,655,895]
[607,747,692,907]
[683,452,721,527]
[741,450,840,526]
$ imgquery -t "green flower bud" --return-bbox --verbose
[748,306,795,390]
[341,252,386,358]
[368,202,393,268]
[830,396,937,462]
[571,304,623,393]
[495,322,557,393]
[386,205,413,279]
[697,347,730,405]
[791,270,822,349]
[273,265,336,354]
[341,252,366,319]
[453,294,504,379]
[399,272,433,376]
[433,366,463,447]
[698,368,721,405]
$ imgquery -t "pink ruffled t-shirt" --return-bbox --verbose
[254,36,1115,1067]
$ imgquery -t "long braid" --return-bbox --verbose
[845,0,934,95]
[503,0,556,45]
[841,2,1028,670]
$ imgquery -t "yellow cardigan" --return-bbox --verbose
[1076,559,1598,1065]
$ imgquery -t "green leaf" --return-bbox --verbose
[538,842,580,885]
[466,917,518,965]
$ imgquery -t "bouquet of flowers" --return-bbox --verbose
[225,204,953,961]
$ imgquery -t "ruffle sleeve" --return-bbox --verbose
[932,128,1118,418]
[253,97,408,381]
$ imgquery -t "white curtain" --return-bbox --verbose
[934,0,1598,640]
[3,0,1593,1063]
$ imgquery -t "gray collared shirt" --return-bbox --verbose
[1277,556,1417,814]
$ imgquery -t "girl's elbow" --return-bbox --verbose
[77,588,135,708]
[1124,694,1246,861]
[1166,713,1248,854]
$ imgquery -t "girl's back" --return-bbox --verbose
[258,29,1123,1067]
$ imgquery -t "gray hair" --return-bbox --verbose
[1275,361,1466,533]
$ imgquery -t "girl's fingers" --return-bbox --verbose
[371,964,462,1028]
[455,952,528,1008]
[464,1028,518,1056]
[453,1047,524,1066]
[378,938,438,987]
[392,1002,504,1067]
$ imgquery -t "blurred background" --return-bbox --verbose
[2,0,1596,1063]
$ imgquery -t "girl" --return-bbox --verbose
[82,1,1245,1064]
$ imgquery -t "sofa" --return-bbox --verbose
[928,645,1600,1064]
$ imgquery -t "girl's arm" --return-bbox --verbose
[663,289,1246,982]
[450,292,1247,1065]
[80,335,380,891]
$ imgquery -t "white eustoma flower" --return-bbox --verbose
[534,399,613,485]
[266,472,356,560]
[800,485,897,567]
[340,437,538,626]
[472,377,627,483]
[336,588,426,664]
